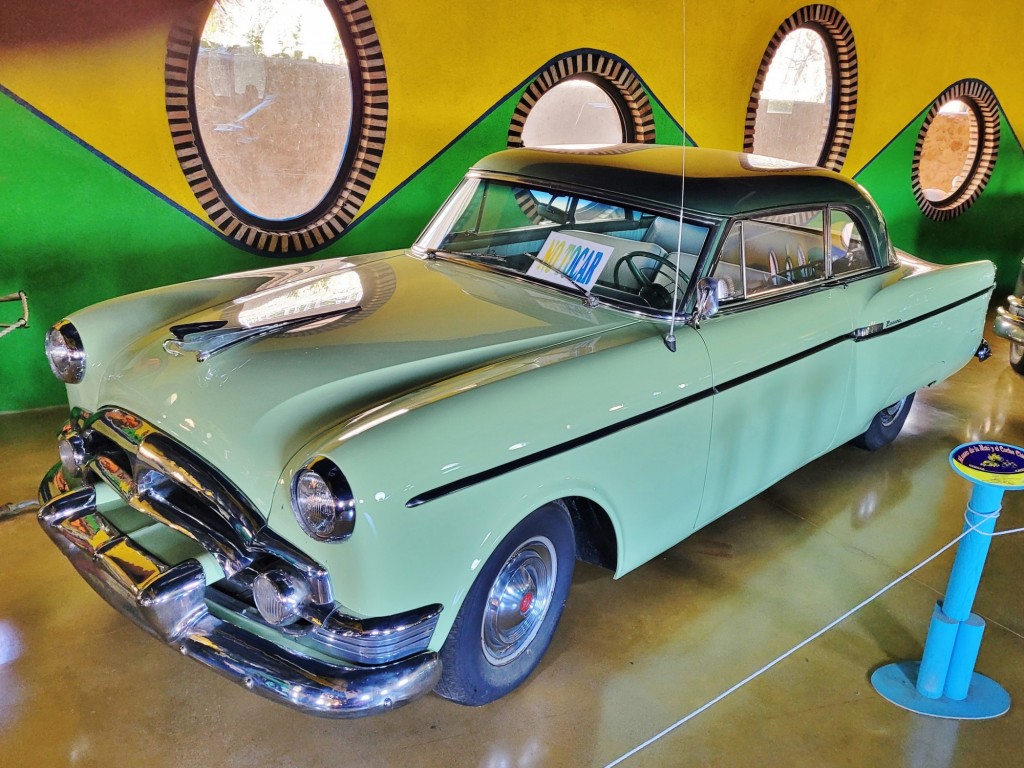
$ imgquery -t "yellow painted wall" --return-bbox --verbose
[2,0,1020,225]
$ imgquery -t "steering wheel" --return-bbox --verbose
[613,251,687,289]
[612,251,688,310]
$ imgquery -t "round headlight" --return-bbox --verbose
[291,458,356,542]
[45,321,86,384]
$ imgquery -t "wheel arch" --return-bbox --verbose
[562,495,619,573]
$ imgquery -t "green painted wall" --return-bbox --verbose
[0,92,304,411]
[856,107,1024,297]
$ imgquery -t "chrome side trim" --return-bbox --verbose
[38,489,441,718]
[853,322,884,339]
[407,285,995,508]
[309,604,442,665]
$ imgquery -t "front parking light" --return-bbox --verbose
[253,569,312,626]
[57,433,88,477]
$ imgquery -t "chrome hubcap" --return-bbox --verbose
[879,396,908,428]
[481,536,556,666]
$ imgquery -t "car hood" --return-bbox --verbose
[89,252,636,509]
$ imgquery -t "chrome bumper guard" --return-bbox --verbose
[994,296,1024,345]
[39,486,442,718]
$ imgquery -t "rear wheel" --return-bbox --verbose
[435,503,575,706]
[1010,342,1024,374]
[852,392,915,451]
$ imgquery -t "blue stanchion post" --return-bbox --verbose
[871,442,1023,720]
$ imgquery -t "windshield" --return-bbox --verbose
[416,177,714,313]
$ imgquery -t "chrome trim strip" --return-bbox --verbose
[853,322,884,339]
[38,490,441,718]
[406,285,994,507]
[309,604,443,665]
[849,286,993,343]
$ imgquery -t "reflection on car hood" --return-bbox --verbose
[92,252,637,509]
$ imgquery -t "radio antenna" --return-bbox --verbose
[664,0,687,353]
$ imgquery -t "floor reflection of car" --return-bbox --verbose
[993,255,1024,373]
[37,145,995,717]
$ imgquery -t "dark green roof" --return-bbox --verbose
[471,145,872,219]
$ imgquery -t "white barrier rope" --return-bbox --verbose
[0,291,29,340]
[965,505,1024,537]
[603,510,1021,767]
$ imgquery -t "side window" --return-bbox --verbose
[712,210,827,299]
[829,210,874,275]
[711,224,744,299]
[573,197,627,223]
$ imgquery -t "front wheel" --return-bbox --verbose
[852,392,915,451]
[1010,342,1024,374]
[435,503,575,706]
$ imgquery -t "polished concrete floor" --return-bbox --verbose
[1,316,1022,768]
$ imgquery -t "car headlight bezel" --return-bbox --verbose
[45,320,86,384]
[291,457,356,542]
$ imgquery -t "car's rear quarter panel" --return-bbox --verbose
[843,258,994,439]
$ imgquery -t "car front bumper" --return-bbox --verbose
[38,482,442,718]
[994,295,1024,345]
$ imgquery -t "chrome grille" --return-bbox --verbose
[70,407,334,605]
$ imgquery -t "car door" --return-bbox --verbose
[693,208,866,528]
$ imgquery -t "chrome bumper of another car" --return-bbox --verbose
[994,295,1024,345]
[38,485,442,718]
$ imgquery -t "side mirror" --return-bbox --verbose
[693,277,724,326]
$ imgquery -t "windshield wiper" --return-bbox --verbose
[423,246,497,261]
[520,252,599,307]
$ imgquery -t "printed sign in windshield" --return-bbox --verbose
[527,232,612,291]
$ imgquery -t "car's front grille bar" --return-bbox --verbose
[75,408,333,605]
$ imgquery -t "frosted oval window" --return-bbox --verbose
[745,6,858,171]
[166,0,388,253]
[195,0,351,221]
[752,28,832,165]
[508,53,655,148]
[521,78,624,147]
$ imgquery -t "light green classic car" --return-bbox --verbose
[39,145,994,717]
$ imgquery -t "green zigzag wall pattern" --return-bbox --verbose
[855,107,1024,297]
[0,91,294,412]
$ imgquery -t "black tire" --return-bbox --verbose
[1010,342,1024,375]
[852,392,915,451]
[435,503,575,706]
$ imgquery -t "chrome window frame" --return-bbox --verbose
[707,204,892,311]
